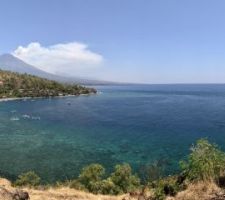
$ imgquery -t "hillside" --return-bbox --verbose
[0,54,54,79]
[0,70,97,98]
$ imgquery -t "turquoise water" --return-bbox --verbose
[1,84,225,183]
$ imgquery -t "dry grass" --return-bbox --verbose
[0,178,126,200]
[0,178,13,190]
[166,181,223,200]
[0,178,224,200]
[25,187,125,200]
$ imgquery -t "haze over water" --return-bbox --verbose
[1,84,225,183]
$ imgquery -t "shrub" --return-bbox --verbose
[153,176,180,200]
[100,178,117,195]
[110,163,140,194]
[87,180,105,194]
[69,179,87,191]
[180,138,225,182]
[77,163,105,194]
[14,171,41,187]
[140,159,168,184]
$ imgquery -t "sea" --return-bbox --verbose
[0,84,225,183]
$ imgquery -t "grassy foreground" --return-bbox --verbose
[0,178,125,200]
[0,178,224,200]
[1,138,225,200]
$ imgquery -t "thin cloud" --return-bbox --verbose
[13,42,104,75]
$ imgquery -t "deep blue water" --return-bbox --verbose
[1,84,225,183]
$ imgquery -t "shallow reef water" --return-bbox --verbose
[0,84,225,182]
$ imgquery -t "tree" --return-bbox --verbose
[110,163,140,194]
[180,138,225,182]
[78,164,105,193]
[14,171,41,187]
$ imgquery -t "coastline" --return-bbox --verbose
[0,97,27,102]
[0,92,98,102]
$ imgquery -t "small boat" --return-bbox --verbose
[31,116,41,120]
[10,117,20,121]
[22,114,31,119]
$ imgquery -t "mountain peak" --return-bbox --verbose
[0,53,17,59]
[0,53,51,77]
[0,53,112,85]
[0,54,27,65]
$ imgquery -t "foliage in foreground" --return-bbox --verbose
[180,138,225,182]
[74,163,106,193]
[14,171,41,187]
[152,139,225,199]
[12,138,225,199]
[70,163,140,194]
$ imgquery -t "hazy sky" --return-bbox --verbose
[1,0,225,83]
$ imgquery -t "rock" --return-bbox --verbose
[0,187,29,200]
[12,189,29,200]
[218,176,225,188]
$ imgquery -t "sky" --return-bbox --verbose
[1,0,225,83]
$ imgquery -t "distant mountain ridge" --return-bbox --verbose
[0,54,53,77]
[0,54,113,85]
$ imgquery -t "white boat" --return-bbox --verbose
[10,117,20,121]
[22,114,31,119]
[31,116,41,120]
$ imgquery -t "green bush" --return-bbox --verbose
[140,160,167,184]
[110,163,140,194]
[153,176,180,200]
[77,163,105,194]
[74,164,140,194]
[14,171,41,187]
[180,138,225,182]
[69,179,87,191]
[70,163,140,195]
[100,178,117,195]
[153,184,166,200]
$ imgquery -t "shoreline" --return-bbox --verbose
[0,97,25,102]
[0,93,98,102]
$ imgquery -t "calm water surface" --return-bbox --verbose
[1,84,225,182]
